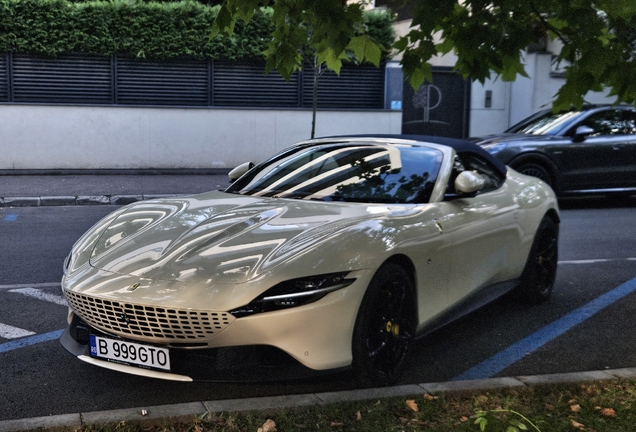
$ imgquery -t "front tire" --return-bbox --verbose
[352,263,415,387]
[514,162,554,187]
[517,216,559,304]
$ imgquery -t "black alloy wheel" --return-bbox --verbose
[517,216,559,304]
[352,263,415,386]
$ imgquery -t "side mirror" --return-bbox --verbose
[572,125,594,142]
[454,171,485,195]
[228,162,254,183]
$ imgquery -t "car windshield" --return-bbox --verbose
[226,142,443,204]
[506,109,581,135]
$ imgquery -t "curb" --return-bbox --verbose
[0,195,183,208]
[2,368,636,432]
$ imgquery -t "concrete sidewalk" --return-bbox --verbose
[2,368,636,432]
[0,171,232,207]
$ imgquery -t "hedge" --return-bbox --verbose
[0,0,395,61]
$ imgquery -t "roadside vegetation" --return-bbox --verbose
[31,380,636,432]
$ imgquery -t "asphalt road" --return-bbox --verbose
[1,198,636,421]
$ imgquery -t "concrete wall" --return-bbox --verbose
[469,52,619,137]
[0,105,401,170]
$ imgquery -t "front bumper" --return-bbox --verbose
[60,316,345,382]
[61,266,376,374]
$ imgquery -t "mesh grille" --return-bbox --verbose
[64,290,233,342]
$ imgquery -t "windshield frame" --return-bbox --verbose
[225,140,446,204]
[505,109,586,136]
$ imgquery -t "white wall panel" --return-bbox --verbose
[0,105,401,169]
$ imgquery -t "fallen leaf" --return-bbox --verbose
[601,408,616,417]
[545,403,555,411]
[568,399,578,405]
[330,422,344,427]
[460,416,469,422]
[571,419,585,429]
[356,411,362,421]
[258,419,276,432]
[423,393,436,401]
[570,404,582,412]
[406,399,419,412]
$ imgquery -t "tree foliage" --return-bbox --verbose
[212,0,636,110]
[211,0,391,78]
[0,0,394,63]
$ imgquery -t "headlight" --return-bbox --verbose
[230,272,355,318]
[62,253,72,275]
[481,142,507,154]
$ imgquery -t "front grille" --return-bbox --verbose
[64,290,234,342]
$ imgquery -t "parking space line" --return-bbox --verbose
[9,288,67,306]
[0,329,64,354]
[559,258,636,264]
[0,323,36,339]
[452,275,636,381]
[0,282,60,290]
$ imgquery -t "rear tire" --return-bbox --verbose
[517,216,559,304]
[352,263,415,387]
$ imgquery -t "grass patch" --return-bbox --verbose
[25,380,636,432]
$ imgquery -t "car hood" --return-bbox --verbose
[87,191,395,284]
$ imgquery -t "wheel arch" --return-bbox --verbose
[382,254,418,320]
[508,153,560,192]
[384,254,416,287]
[544,208,561,225]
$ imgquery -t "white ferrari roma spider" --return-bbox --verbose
[60,135,559,385]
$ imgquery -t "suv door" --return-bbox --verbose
[557,108,636,191]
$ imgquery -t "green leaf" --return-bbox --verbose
[211,4,235,38]
[435,37,454,55]
[408,66,428,90]
[474,416,488,432]
[317,48,345,74]
[364,38,381,66]
[348,35,367,61]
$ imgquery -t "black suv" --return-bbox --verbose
[472,105,636,195]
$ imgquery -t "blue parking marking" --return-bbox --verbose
[453,275,636,381]
[0,329,64,354]
[3,214,18,221]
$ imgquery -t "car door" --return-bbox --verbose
[555,108,636,191]
[436,153,523,307]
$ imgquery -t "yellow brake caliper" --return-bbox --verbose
[385,321,400,336]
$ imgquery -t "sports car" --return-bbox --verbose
[60,135,560,385]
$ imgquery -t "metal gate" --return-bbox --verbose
[402,67,471,139]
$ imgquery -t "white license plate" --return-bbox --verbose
[90,335,170,371]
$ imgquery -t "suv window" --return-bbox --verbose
[569,109,636,136]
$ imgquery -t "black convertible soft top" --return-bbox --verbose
[319,134,508,178]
